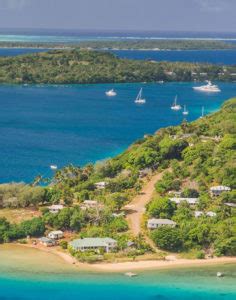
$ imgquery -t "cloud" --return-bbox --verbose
[0,0,30,10]
[194,0,231,12]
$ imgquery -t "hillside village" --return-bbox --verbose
[0,98,235,263]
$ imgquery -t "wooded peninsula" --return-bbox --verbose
[0,39,236,50]
[0,49,236,84]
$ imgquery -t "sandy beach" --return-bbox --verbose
[2,243,235,273]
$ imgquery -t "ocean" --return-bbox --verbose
[0,245,235,300]
[0,82,236,183]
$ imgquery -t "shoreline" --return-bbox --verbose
[11,244,236,273]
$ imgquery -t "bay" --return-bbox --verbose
[0,82,235,183]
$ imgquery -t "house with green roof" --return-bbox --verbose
[69,237,117,253]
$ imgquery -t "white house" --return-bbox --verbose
[169,197,199,206]
[147,218,176,229]
[80,200,104,210]
[39,237,56,247]
[210,186,231,197]
[194,211,204,218]
[48,204,64,214]
[94,181,107,189]
[206,211,217,217]
[194,211,216,218]
[48,230,64,240]
[224,203,236,208]
[69,237,117,253]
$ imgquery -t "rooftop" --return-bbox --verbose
[169,197,199,204]
[210,186,231,191]
[148,218,176,225]
[69,237,117,248]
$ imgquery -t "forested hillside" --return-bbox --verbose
[0,49,235,84]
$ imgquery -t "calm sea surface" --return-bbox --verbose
[1,264,236,300]
[0,82,236,183]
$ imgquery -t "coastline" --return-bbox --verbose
[3,243,236,273]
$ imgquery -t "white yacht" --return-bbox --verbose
[106,89,117,97]
[135,88,146,104]
[171,95,182,110]
[50,165,58,170]
[183,105,189,115]
[193,81,221,93]
[200,106,205,119]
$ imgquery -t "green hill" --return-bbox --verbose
[0,98,235,259]
[0,49,236,84]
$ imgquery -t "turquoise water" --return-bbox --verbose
[1,265,236,300]
[0,82,236,183]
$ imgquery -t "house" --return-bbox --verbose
[94,181,107,189]
[169,197,199,206]
[147,218,176,229]
[139,168,152,178]
[80,200,104,210]
[194,211,216,218]
[210,186,231,197]
[48,204,64,214]
[224,203,236,208]
[194,211,204,218]
[206,211,217,217]
[69,237,117,253]
[39,237,56,247]
[48,230,64,240]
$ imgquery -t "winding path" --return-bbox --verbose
[124,172,164,236]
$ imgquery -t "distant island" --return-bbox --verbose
[0,97,235,266]
[1,39,236,50]
[0,49,236,84]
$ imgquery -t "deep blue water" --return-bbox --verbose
[1,265,236,300]
[111,49,236,65]
[0,48,49,56]
[0,82,236,183]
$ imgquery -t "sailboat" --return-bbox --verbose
[135,88,146,104]
[171,95,182,110]
[182,105,189,115]
[106,89,117,96]
[200,106,205,118]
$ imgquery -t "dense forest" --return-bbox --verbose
[0,98,235,261]
[0,49,236,84]
[0,39,236,50]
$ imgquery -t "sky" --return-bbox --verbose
[0,0,235,32]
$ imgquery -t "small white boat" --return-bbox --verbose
[171,95,182,111]
[217,272,224,277]
[50,165,58,170]
[193,81,221,93]
[183,105,189,115]
[135,88,146,104]
[125,272,137,277]
[106,89,117,97]
[200,106,205,119]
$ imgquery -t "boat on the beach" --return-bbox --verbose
[171,95,181,110]
[193,81,221,93]
[135,88,146,104]
[124,272,138,277]
[106,89,117,96]
[182,105,189,115]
